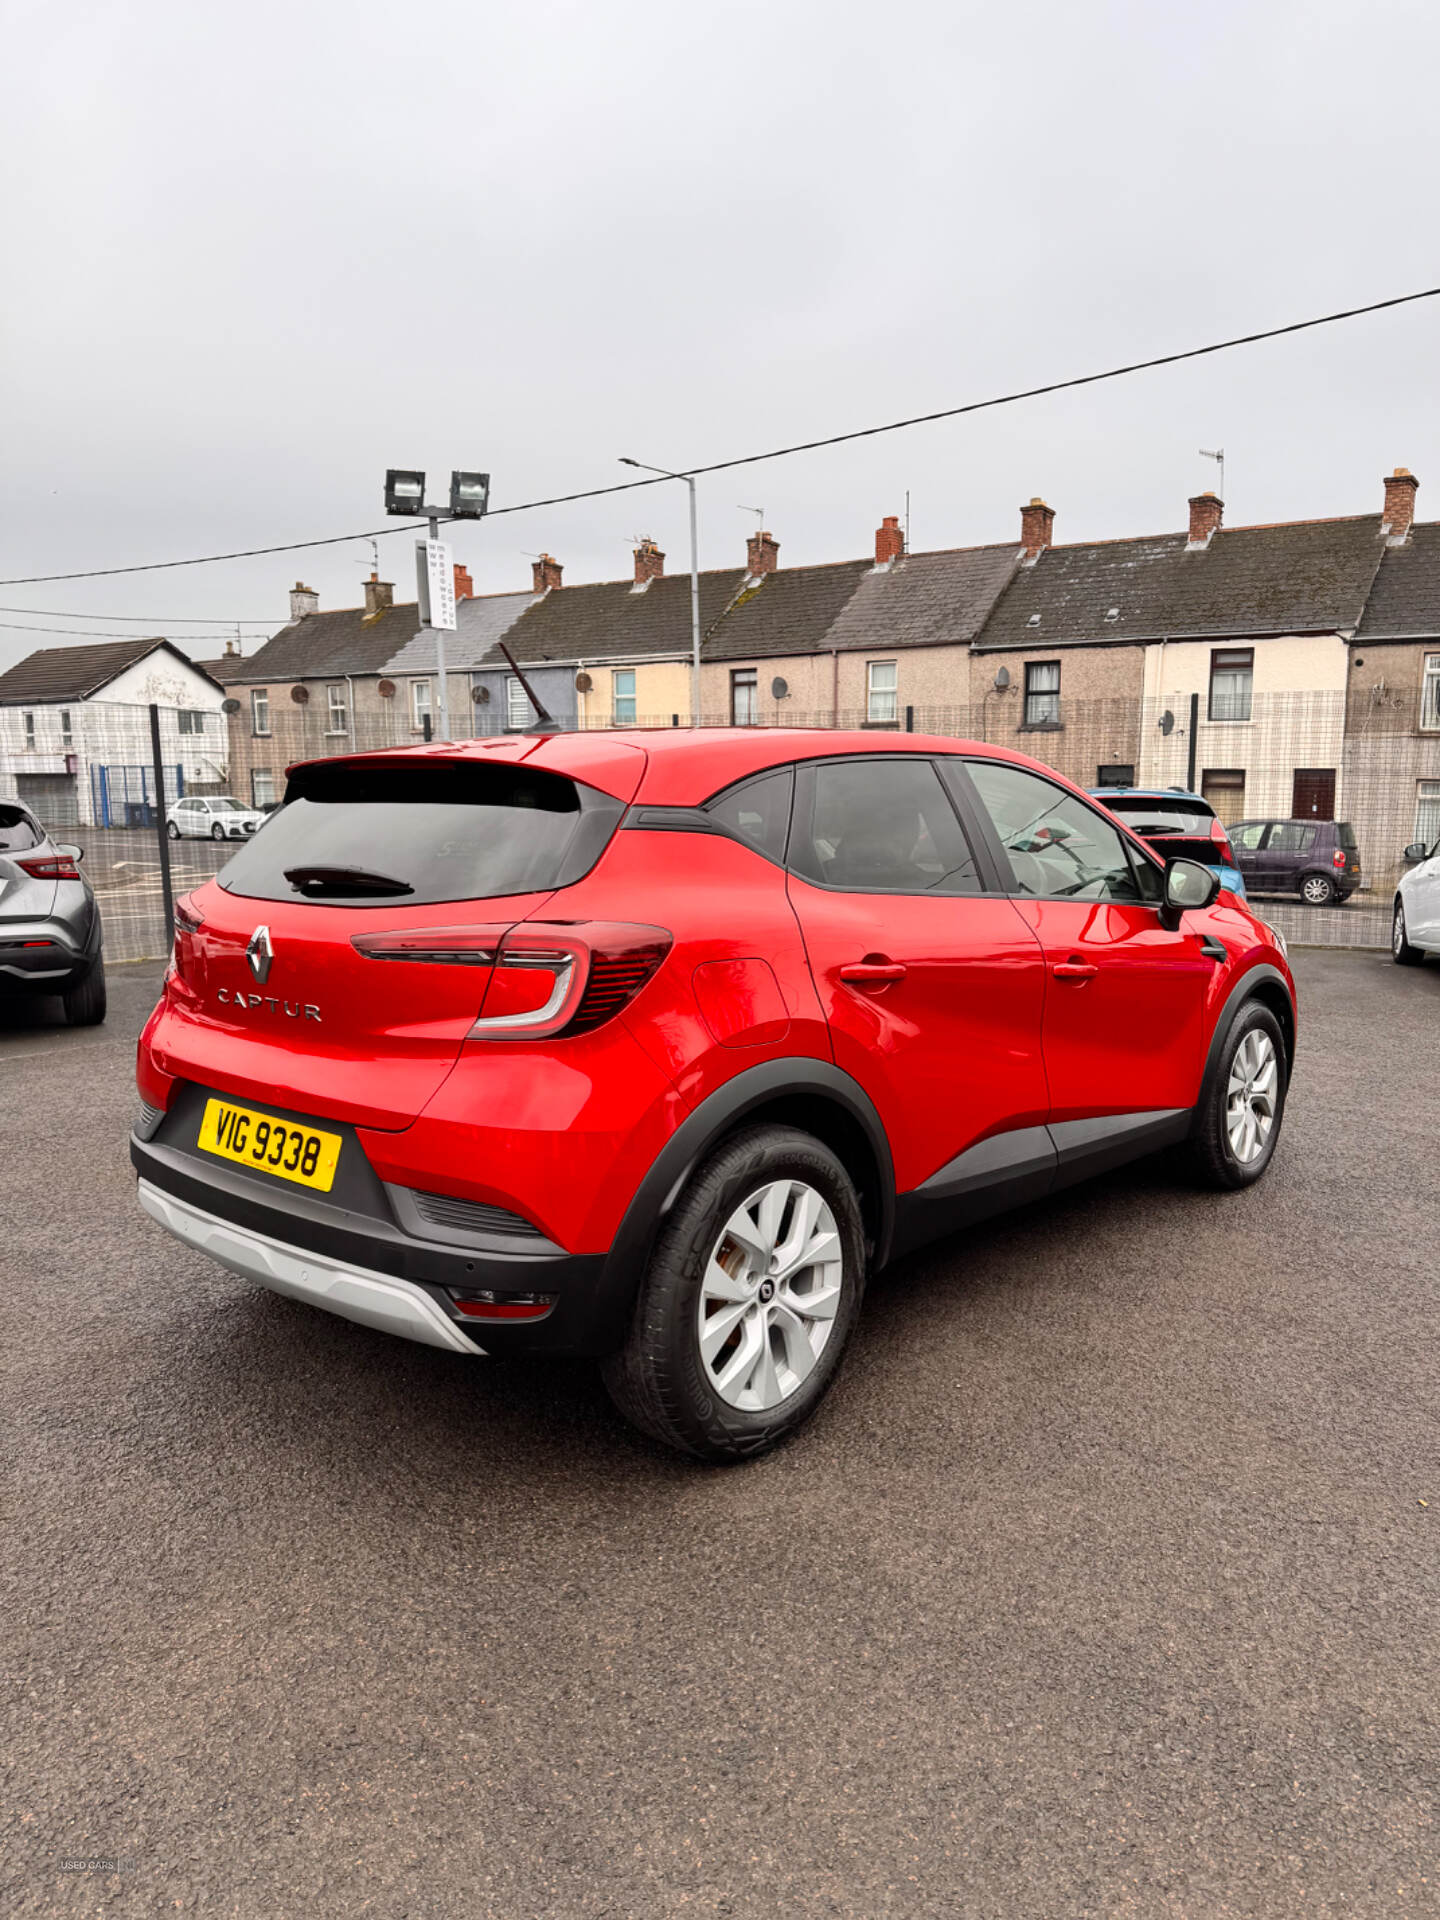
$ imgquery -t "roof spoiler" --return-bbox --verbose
[497,641,562,734]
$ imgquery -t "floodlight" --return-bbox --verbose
[450,471,490,519]
[385,469,426,516]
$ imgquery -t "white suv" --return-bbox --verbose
[1393,832,1440,964]
[166,796,267,841]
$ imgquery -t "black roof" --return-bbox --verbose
[495,569,747,667]
[219,602,420,685]
[974,515,1387,650]
[0,636,223,705]
[1355,523,1440,638]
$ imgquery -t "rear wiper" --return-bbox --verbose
[283,864,414,897]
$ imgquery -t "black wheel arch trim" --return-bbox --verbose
[1194,962,1295,1133]
[590,1057,896,1352]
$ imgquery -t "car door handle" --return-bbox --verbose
[1052,959,1098,983]
[839,959,907,986]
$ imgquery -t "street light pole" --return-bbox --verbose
[620,458,701,727]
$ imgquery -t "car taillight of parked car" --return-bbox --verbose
[172,895,204,983]
[1333,849,1347,869]
[1209,820,1235,865]
[350,920,673,1039]
[17,853,80,880]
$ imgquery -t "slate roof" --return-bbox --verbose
[973,515,1387,650]
[218,601,421,685]
[382,590,537,674]
[703,559,874,662]
[816,544,1019,657]
[1355,522,1440,637]
[0,636,222,705]
[493,569,749,667]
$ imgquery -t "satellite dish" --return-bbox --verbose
[221,697,241,715]
[993,666,1011,691]
[289,684,309,705]
[473,684,491,705]
[575,671,594,693]
[377,680,396,699]
[771,676,789,699]
[1159,709,1175,736]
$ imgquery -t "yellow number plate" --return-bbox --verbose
[196,1097,342,1192]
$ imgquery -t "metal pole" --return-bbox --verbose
[687,477,701,727]
[429,513,450,741]
[148,702,174,937]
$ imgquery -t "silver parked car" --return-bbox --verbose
[166,795,267,841]
[0,801,105,1025]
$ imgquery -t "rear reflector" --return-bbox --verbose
[446,1289,556,1323]
[17,854,80,881]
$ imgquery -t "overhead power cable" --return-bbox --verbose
[2,283,1436,588]
[0,604,277,623]
[0,619,277,642]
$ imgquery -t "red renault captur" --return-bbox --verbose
[133,729,1296,1461]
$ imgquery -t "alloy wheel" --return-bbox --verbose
[1226,1029,1278,1165]
[697,1179,843,1412]
[1302,876,1332,906]
[1393,904,1406,958]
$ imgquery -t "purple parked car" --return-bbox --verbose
[1229,818,1362,907]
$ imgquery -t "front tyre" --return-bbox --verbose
[1393,900,1426,966]
[602,1124,867,1463]
[1186,1001,1287,1190]
[166,821,181,840]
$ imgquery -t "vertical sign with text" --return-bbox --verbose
[424,539,457,630]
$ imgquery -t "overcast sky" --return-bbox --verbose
[2,0,1437,673]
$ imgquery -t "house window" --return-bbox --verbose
[23,712,35,746]
[1421,653,1440,732]
[410,679,432,732]
[1209,648,1254,722]
[177,709,206,735]
[613,669,636,726]
[1201,767,1247,825]
[251,689,270,736]
[1416,780,1440,848]
[506,676,530,730]
[731,668,758,726]
[251,768,276,809]
[867,660,898,724]
[327,685,348,734]
[1023,661,1061,727]
[1096,763,1134,787]
[59,709,73,745]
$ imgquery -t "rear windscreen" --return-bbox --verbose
[1103,798,1214,833]
[0,805,42,852]
[1337,823,1358,849]
[218,761,624,906]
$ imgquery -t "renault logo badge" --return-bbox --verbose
[246,925,274,985]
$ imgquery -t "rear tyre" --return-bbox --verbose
[1300,873,1335,907]
[167,821,181,839]
[1393,900,1426,966]
[211,822,225,841]
[1185,1001,1287,1190]
[62,962,107,1027]
[601,1124,867,1463]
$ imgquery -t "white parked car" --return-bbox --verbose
[166,796,267,842]
[1393,832,1440,964]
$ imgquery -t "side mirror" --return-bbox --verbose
[1403,842,1427,864]
[54,843,83,862]
[1160,856,1220,930]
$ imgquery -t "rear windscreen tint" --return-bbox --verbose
[1103,798,1215,833]
[1337,823,1358,849]
[218,760,624,906]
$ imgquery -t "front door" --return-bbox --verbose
[783,755,1049,1196]
[1292,768,1336,820]
[960,758,1213,1122]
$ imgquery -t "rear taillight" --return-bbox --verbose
[350,920,671,1039]
[17,853,80,880]
[1209,819,1235,864]
[171,895,204,982]
[1333,848,1346,869]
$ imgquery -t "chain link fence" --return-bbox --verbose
[4,693,1432,964]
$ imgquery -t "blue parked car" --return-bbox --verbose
[1089,786,1248,900]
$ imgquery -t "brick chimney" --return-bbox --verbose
[289,581,319,621]
[453,562,474,601]
[1019,498,1055,559]
[746,529,780,576]
[532,553,563,593]
[633,537,665,585]
[362,573,393,616]
[1382,467,1419,543]
[1187,492,1224,549]
[875,515,905,566]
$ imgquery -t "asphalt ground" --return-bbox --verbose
[2,951,1436,1917]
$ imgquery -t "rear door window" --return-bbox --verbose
[789,758,982,894]
[218,760,624,906]
[1269,823,1317,854]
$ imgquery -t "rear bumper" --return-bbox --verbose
[0,901,100,992]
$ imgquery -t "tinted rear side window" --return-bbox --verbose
[704,768,794,864]
[790,758,982,894]
[218,761,624,906]
[1337,822,1358,849]
[0,805,42,852]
